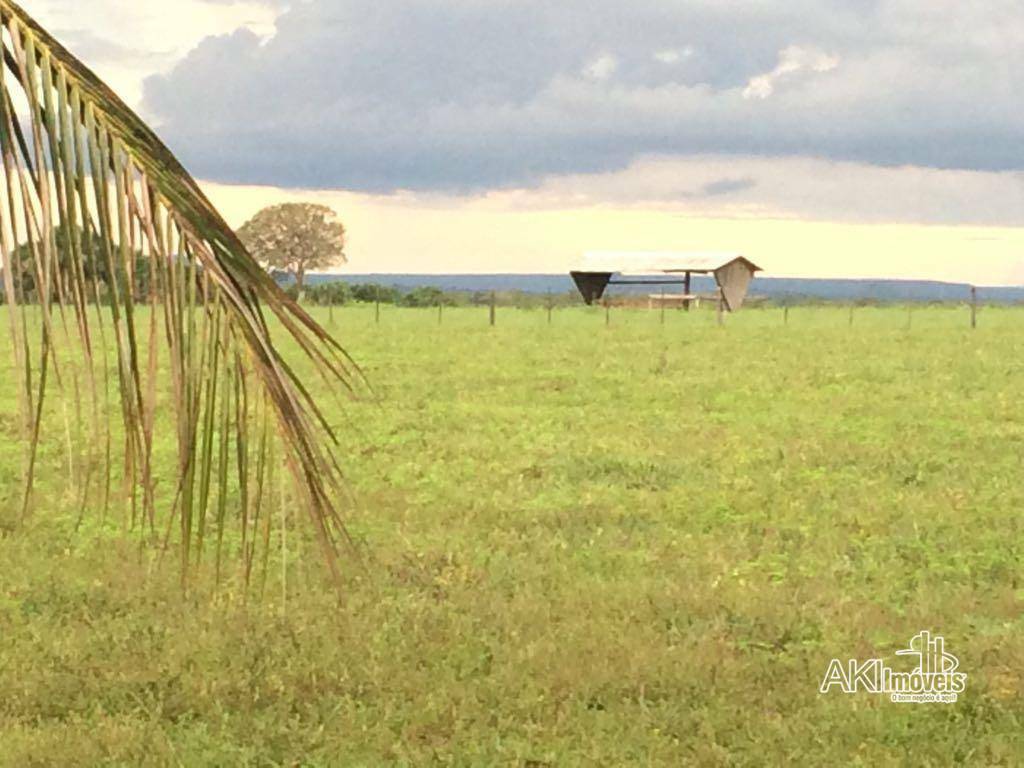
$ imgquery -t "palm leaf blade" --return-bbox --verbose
[0,0,358,589]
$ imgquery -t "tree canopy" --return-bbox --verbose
[237,203,347,291]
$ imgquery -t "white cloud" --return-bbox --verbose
[583,54,618,81]
[743,45,840,100]
[31,0,281,106]
[653,47,693,64]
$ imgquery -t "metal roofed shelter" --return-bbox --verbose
[570,252,763,312]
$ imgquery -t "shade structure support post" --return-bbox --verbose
[684,272,692,312]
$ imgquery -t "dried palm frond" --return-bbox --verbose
[0,0,360,589]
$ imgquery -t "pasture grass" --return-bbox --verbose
[1,303,1023,765]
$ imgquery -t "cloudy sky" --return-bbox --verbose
[32,0,1024,283]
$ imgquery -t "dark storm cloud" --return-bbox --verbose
[699,177,759,197]
[143,0,1024,192]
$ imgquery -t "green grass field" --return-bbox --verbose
[1,304,1023,765]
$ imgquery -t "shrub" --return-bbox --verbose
[305,282,351,306]
[401,286,449,307]
[350,283,401,304]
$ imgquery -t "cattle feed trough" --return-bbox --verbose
[570,252,763,313]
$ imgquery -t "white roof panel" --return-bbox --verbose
[576,251,758,274]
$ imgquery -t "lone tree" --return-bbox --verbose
[238,203,347,292]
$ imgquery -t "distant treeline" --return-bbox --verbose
[294,281,581,308]
[0,229,154,305]
[6,248,1020,308]
[308,273,1024,304]
[292,281,1017,309]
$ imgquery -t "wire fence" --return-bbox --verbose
[298,280,1013,331]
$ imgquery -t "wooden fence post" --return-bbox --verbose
[848,305,854,328]
[605,299,611,327]
[375,285,381,325]
[971,285,977,329]
[489,291,496,327]
[546,291,552,325]
[660,289,666,326]
[784,304,789,326]
[438,302,443,325]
